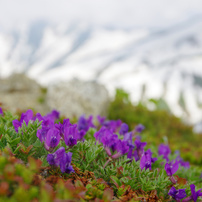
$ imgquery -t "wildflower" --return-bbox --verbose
[165,161,179,184]
[134,139,147,160]
[123,132,134,149]
[168,186,186,201]
[94,127,108,142]
[47,147,66,166]
[64,124,78,147]
[45,127,61,151]
[78,115,95,132]
[189,184,202,202]
[182,184,202,202]
[176,155,190,169]
[134,124,145,133]
[119,123,129,135]
[158,144,171,162]
[55,119,72,138]
[111,140,129,159]
[60,152,74,173]
[100,131,119,156]
[47,147,74,174]
[140,149,157,170]
[95,127,129,158]
[165,161,179,176]
[0,107,3,116]
[35,112,54,128]
[46,110,60,121]
[97,115,106,125]
[12,109,34,132]
[123,132,135,159]
[102,120,122,133]
[37,126,50,142]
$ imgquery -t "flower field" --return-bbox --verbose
[0,101,201,201]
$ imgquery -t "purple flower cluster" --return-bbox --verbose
[158,144,171,162]
[97,115,122,133]
[158,144,190,178]
[168,186,187,201]
[94,123,157,171]
[47,147,74,173]
[94,127,129,159]
[37,117,86,151]
[78,115,95,132]
[168,184,202,202]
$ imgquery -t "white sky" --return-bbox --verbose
[0,0,202,29]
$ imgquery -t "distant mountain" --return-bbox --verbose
[0,18,202,126]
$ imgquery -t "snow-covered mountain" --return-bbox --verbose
[0,17,202,125]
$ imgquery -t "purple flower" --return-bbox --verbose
[0,107,3,116]
[123,132,134,149]
[94,127,108,142]
[190,184,202,202]
[134,139,147,160]
[135,124,145,133]
[45,128,61,151]
[119,123,129,135]
[111,140,129,159]
[60,152,74,173]
[55,119,72,137]
[101,132,119,155]
[78,115,95,132]
[182,184,202,202]
[102,120,122,133]
[176,156,190,169]
[46,110,60,121]
[95,127,129,158]
[140,149,157,170]
[12,120,22,133]
[47,147,66,166]
[165,161,179,176]
[168,186,186,200]
[64,124,78,147]
[12,109,34,132]
[97,115,106,125]
[77,130,86,141]
[37,126,50,142]
[36,112,54,128]
[158,144,171,162]
[174,151,190,169]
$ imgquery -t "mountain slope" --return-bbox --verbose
[0,18,202,124]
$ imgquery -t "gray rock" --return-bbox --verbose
[47,79,110,118]
[0,74,50,114]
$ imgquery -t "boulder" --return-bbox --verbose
[47,79,110,118]
[0,74,50,114]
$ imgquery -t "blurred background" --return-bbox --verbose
[0,0,202,132]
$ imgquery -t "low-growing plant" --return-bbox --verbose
[0,106,201,201]
[108,89,202,166]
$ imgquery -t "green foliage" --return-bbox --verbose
[0,111,47,162]
[0,108,201,201]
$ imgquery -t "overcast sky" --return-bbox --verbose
[0,0,202,29]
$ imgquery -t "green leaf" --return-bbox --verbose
[9,137,21,147]
[110,176,121,188]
